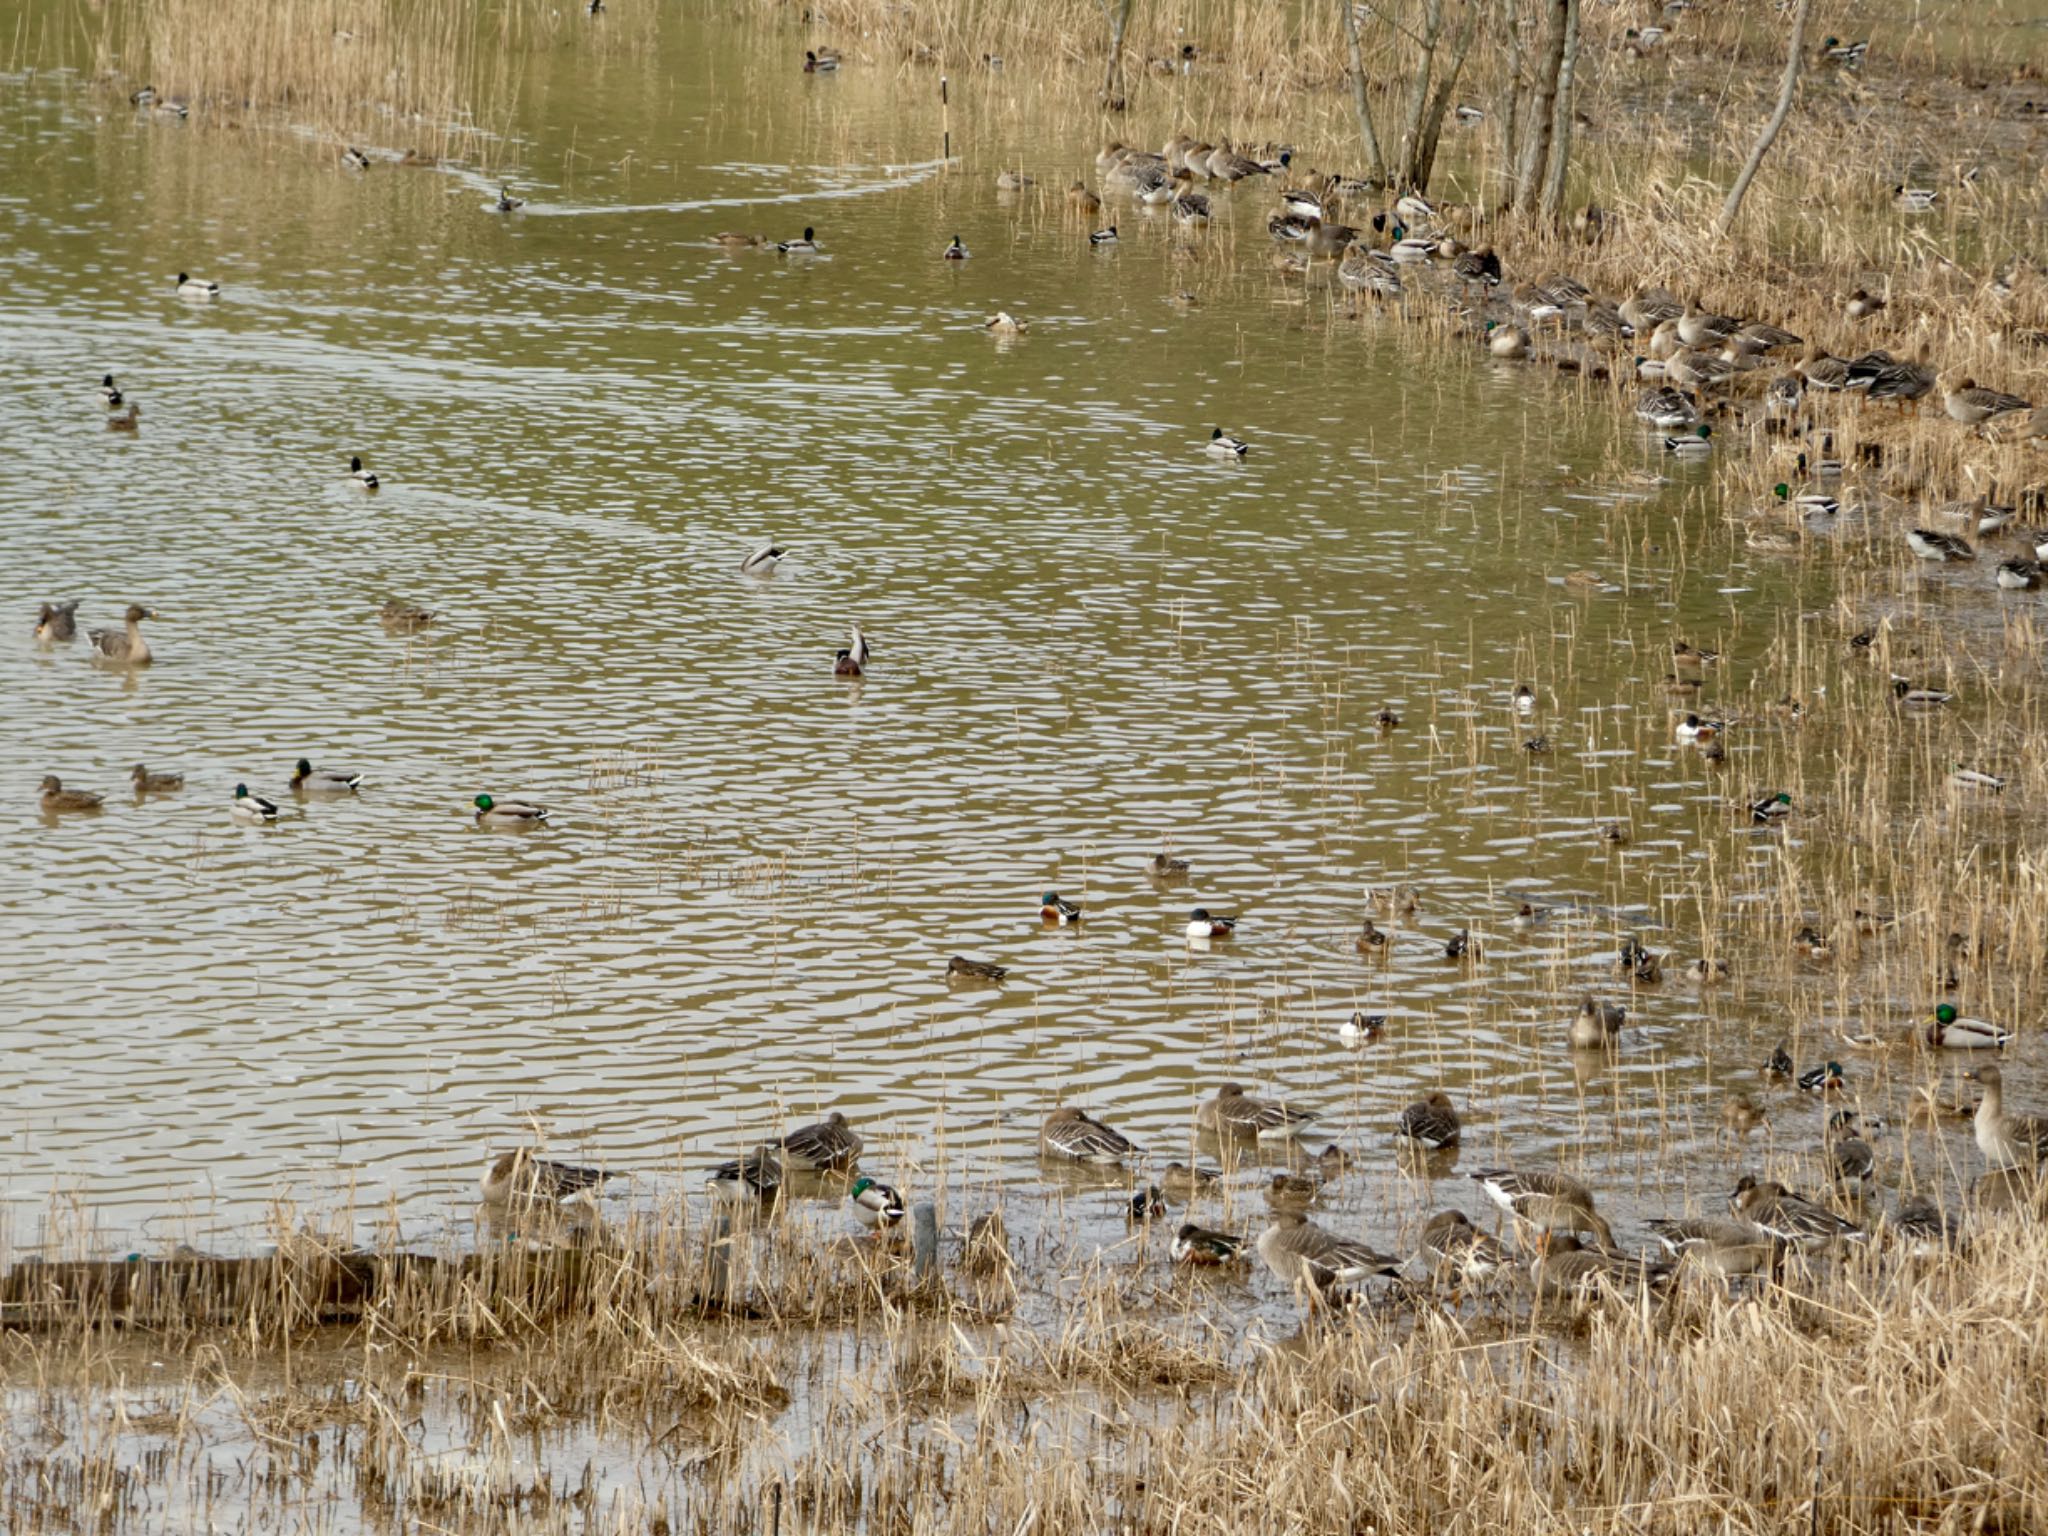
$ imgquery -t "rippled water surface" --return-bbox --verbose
[0,16,1989,1278]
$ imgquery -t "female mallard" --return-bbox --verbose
[1171,1223,1247,1266]
[993,170,1034,192]
[712,231,763,247]
[1067,182,1102,214]
[1963,1064,2047,1168]
[776,227,820,255]
[1338,1011,1386,1045]
[348,456,379,491]
[1040,891,1081,924]
[1355,917,1387,953]
[1161,1162,1222,1201]
[231,783,280,823]
[1569,995,1628,1050]
[1418,1209,1507,1283]
[1763,1044,1794,1078]
[481,1149,619,1207]
[106,403,141,432]
[708,1146,784,1207]
[1206,427,1248,459]
[1151,851,1190,878]
[942,235,969,260]
[1925,1004,2010,1051]
[740,544,784,574]
[778,1110,863,1171]
[1444,928,1477,961]
[1265,1172,1318,1213]
[89,604,156,665]
[1721,1093,1767,1136]
[849,1175,905,1231]
[1197,1081,1317,1141]
[1038,1106,1139,1163]
[947,955,1007,983]
[380,600,435,632]
[474,793,548,827]
[1256,1211,1402,1298]
[1186,908,1237,941]
[1368,884,1419,916]
[1396,1091,1460,1149]
[35,601,78,642]
[39,775,104,814]
[1691,957,1731,983]
[131,764,183,794]
[175,273,219,300]
[1728,1175,1862,1245]
[293,758,364,794]
[101,374,124,408]
[1792,925,1834,962]
[1825,1111,1876,1186]
[1451,246,1501,289]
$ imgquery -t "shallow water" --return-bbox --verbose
[0,9,2023,1301]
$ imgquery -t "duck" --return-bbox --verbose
[473,793,549,827]
[1925,1003,2011,1050]
[1367,884,1419,916]
[1996,559,2042,590]
[777,1111,864,1171]
[1728,1175,1863,1245]
[1038,1106,1139,1163]
[776,227,820,254]
[711,232,764,247]
[1186,908,1237,941]
[1721,1094,1767,1137]
[1663,424,1714,456]
[1471,1169,1614,1247]
[1417,1209,1507,1284]
[942,234,969,260]
[100,374,123,408]
[292,758,364,794]
[1338,1011,1385,1045]
[1825,1111,1876,1186]
[341,146,371,171]
[1892,679,1954,707]
[1749,792,1793,823]
[1822,36,1869,65]
[38,775,104,814]
[1844,287,1887,320]
[1963,1064,2048,1168]
[838,622,871,676]
[1067,183,1102,214]
[1797,1060,1845,1095]
[1088,224,1119,246]
[1396,1091,1460,1149]
[707,1146,784,1207]
[348,456,379,491]
[1206,427,1249,459]
[1451,246,1501,289]
[947,955,1008,984]
[1160,1162,1223,1201]
[1634,388,1698,429]
[1354,918,1387,954]
[1763,1044,1795,1078]
[1513,683,1536,712]
[740,545,784,575]
[34,601,78,642]
[1485,321,1529,359]
[1569,995,1628,1050]
[802,49,839,72]
[1943,377,2030,425]
[984,311,1026,335]
[88,603,155,665]
[1691,957,1731,984]
[1256,1211,1402,1299]
[1265,1172,1319,1214]
[849,1176,906,1232]
[1040,891,1081,925]
[480,1149,619,1207]
[380,600,435,633]
[833,647,862,678]
[492,187,525,213]
[1196,1081,1317,1142]
[1316,1143,1355,1179]
[1905,527,1974,561]
[1792,925,1834,962]
[130,764,183,794]
[175,273,219,300]
[1151,851,1190,878]
[1886,1194,1964,1258]
[106,402,141,432]
[231,784,280,823]
[1444,928,1478,961]
[1171,1223,1248,1266]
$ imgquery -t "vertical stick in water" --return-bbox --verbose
[911,1201,939,1282]
[940,76,950,161]
[704,1213,731,1309]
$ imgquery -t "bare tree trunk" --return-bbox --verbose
[1096,0,1135,110]
[1716,0,1813,234]
[1396,0,1444,188]
[1341,0,1390,186]
[1538,0,1579,222]
[1411,1,1479,192]
[1497,0,1524,210]
[1514,0,1566,215]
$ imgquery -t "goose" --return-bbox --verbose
[941,234,969,260]
[1905,527,1974,561]
[1826,1111,1876,1186]
[707,1146,784,1207]
[348,455,379,490]
[1964,1064,2048,1168]
[1172,1223,1248,1266]
[947,955,1007,984]
[39,775,104,814]
[231,784,280,823]
[130,764,183,794]
[1037,1106,1139,1163]
[1729,1175,1863,1245]
[88,603,155,665]
[1186,908,1237,941]
[1886,1195,1964,1258]
[175,273,219,300]
[480,1149,619,1207]
[849,1176,905,1232]
[34,601,78,642]
[492,187,525,213]
[292,759,365,794]
[1206,427,1249,459]
[1040,891,1081,924]
[1677,297,1742,348]
[1257,1210,1402,1298]
[473,793,548,827]
[740,545,784,574]
[1943,377,2029,425]
[1170,191,1212,224]
[1161,1162,1223,1201]
[777,1111,863,1171]
[1196,1081,1316,1142]
[1529,1234,1674,1299]
[776,227,820,254]
[1417,1209,1507,1284]
[1395,1091,1461,1149]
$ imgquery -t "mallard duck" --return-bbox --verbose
[34,601,78,642]
[1396,1091,1460,1149]
[1943,378,2030,425]
[1729,1175,1862,1244]
[397,149,439,169]
[473,793,548,827]
[1842,287,1886,320]
[1792,925,1834,962]
[941,234,969,260]
[1171,190,1213,225]
[380,600,435,632]
[740,545,784,574]
[1417,1209,1507,1283]
[1797,1060,1845,1095]
[802,48,839,72]
[1521,734,1551,755]
[1721,1093,1767,1136]
[1513,683,1536,712]
[1151,851,1190,878]
[175,273,219,300]
[1825,1111,1876,1186]
[1197,1081,1317,1141]
[1038,1106,1139,1163]
[1892,679,1954,707]
[1256,1211,1402,1297]
[1265,1172,1318,1213]
[1763,1044,1794,1078]
[778,1111,863,1171]
[1663,424,1714,456]
[1186,908,1237,940]
[850,1175,905,1231]
[1634,388,1698,429]
[106,402,141,432]
[1963,1064,2048,1168]
[1088,224,1119,246]
[1691,957,1731,984]
[1529,1233,1673,1299]
[1925,1003,2010,1050]
[711,231,764,247]
[1894,184,1936,212]
[947,955,1007,984]
[100,374,123,408]
[1316,1143,1355,1179]
[984,311,1026,335]
[1172,1223,1247,1265]
[1161,1162,1223,1200]
[833,647,862,677]
[1040,891,1080,924]
[832,622,870,678]
[347,456,379,490]
[39,775,104,814]
[1451,246,1501,288]
[1367,884,1418,916]
[1903,525,1973,559]
[231,783,280,823]
[130,764,183,794]
[1749,791,1792,823]
[292,758,364,794]
[1471,1169,1614,1246]
[89,604,155,665]
[1354,918,1387,953]
[1390,233,1436,263]
[1337,1011,1385,1046]
[1821,36,1868,64]
[1569,995,1628,1050]
[492,187,525,213]
[480,1149,619,1207]
[708,1146,784,1207]
[1067,182,1102,213]
[1486,321,1529,359]
[341,146,371,171]
[1444,928,1478,961]
[1206,427,1248,459]
[776,227,820,254]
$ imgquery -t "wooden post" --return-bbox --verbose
[911,1202,940,1284]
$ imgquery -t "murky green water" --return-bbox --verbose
[0,5,1994,1304]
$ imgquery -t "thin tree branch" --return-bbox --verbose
[1716,0,1814,235]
